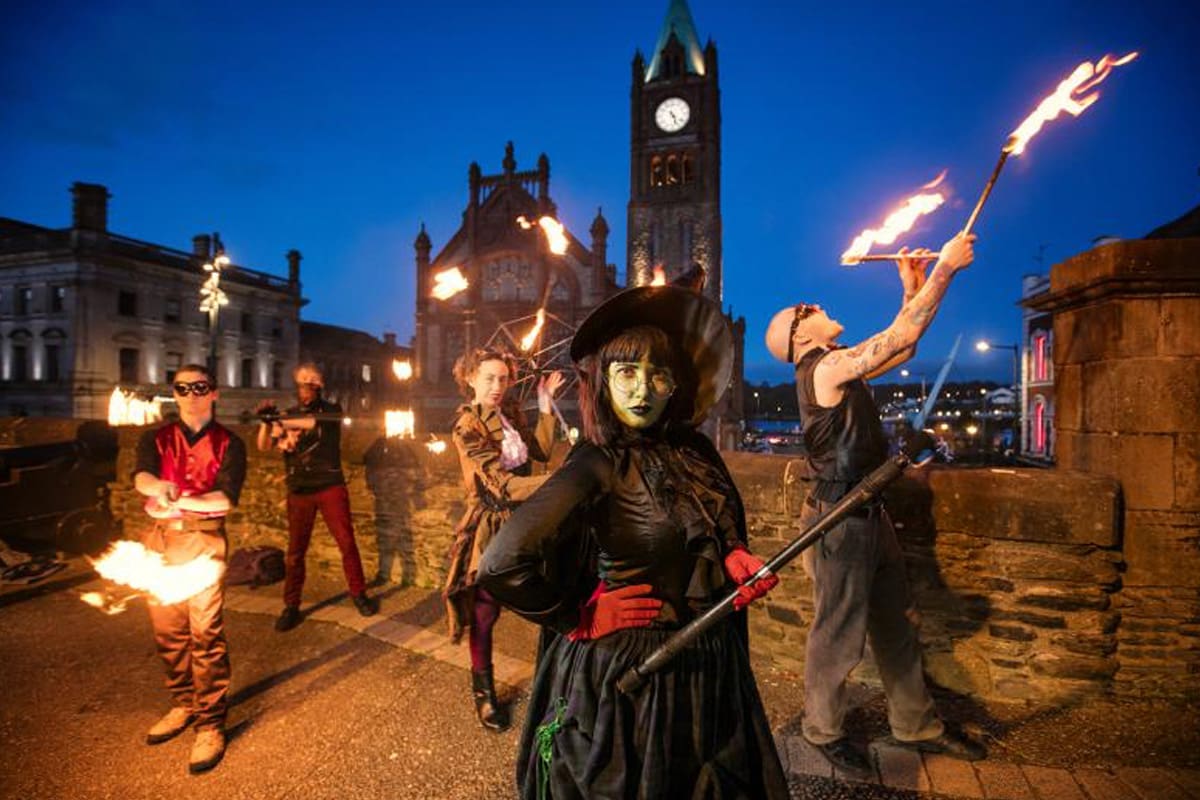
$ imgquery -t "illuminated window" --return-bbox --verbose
[650,156,665,187]
[1032,395,1047,454]
[1031,332,1050,382]
[362,364,372,383]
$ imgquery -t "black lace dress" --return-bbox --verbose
[478,426,789,800]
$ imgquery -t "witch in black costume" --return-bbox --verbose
[477,284,790,799]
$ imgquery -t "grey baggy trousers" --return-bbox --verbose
[800,497,943,745]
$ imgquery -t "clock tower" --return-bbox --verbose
[627,0,722,306]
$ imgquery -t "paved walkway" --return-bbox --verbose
[223,587,1200,800]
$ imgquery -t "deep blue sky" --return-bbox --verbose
[2,1,1197,385]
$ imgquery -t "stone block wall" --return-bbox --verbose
[1031,237,1200,698]
[4,414,1194,703]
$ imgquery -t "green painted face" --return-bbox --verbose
[606,358,675,429]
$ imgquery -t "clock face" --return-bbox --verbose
[654,97,690,133]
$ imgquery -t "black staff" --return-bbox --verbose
[616,431,936,696]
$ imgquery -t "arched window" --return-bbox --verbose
[665,155,681,185]
[1031,395,1047,454]
[650,156,665,187]
[1031,331,1050,383]
[681,153,694,184]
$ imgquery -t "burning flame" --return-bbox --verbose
[650,266,667,286]
[425,435,447,455]
[108,387,163,427]
[517,215,569,255]
[1006,52,1138,156]
[840,171,948,265]
[520,308,547,351]
[392,359,413,381]
[90,540,222,605]
[432,267,469,300]
[385,409,415,439]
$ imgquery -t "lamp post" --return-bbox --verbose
[974,340,1019,391]
[198,236,231,378]
[753,390,760,418]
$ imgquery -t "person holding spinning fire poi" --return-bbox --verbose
[763,232,987,776]
[133,363,247,774]
[478,281,788,799]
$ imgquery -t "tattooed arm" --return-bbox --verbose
[866,246,937,379]
[815,234,975,405]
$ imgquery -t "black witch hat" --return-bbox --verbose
[570,280,732,425]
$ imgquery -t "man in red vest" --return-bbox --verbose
[133,363,246,774]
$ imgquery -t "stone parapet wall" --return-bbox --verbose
[4,417,1196,702]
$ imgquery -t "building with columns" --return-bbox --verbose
[0,182,303,418]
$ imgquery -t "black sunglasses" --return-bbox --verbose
[786,303,819,363]
[173,380,212,397]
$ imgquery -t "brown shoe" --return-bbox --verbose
[188,728,226,774]
[145,707,194,745]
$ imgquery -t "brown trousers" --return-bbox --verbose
[142,520,230,731]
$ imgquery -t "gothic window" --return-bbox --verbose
[650,156,665,187]
[483,257,537,303]
[666,155,680,185]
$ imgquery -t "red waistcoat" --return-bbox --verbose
[152,421,231,519]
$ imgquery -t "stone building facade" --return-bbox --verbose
[298,321,413,414]
[0,183,302,418]
[1020,273,1055,461]
[411,143,618,431]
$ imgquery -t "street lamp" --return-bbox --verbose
[975,339,1019,390]
[198,236,231,378]
[753,390,760,417]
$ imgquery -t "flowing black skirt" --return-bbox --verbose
[517,619,790,800]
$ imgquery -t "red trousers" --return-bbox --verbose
[143,521,230,731]
[283,484,366,607]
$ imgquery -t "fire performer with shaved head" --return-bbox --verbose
[764,232,986,775]
[133,363,246,774]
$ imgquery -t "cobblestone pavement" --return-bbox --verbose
[2,560,1197,800]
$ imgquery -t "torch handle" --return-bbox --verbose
[962,147,1012,237]
[616,450,916,696]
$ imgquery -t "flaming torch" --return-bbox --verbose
[384,409,415,439]
[841,171,948,265]
[107,387,164,427]
[517,215,569,255]
[650,265,667,286]
[961,51,1138,236]
[82,540,224,613]
[425,434,447,455]
[432,266,469,300]
[519,308,547,352]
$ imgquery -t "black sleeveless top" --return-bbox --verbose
[795,347,888,502]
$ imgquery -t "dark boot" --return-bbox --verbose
[471,667,508,732]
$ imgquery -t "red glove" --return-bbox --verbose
[724,546,779,610]
[568,583,663,642]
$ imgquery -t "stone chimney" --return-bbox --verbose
[192,234,212,260]
[383,332,397,347]
[286,249,302,289]
[71,182,110,232]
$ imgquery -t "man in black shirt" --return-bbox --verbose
[257,362,378,632]
[764,233,985,774]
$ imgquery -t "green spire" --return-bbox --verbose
[644,0,706,82]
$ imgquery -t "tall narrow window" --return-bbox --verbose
[681,153,694,184]
[1032,396,1047,454]
[165,351,183,383]
[665,155,681,185]
[164,298,182,324]
[51,286,66,313]
[16,287,32,316]
[650,156,665,188]
[241,358,254,388]
[241,311,253,334]
[1031,332,1049,382]
[271,360,282,389]
[118,290,137,317]
[13,346,29,381]
[119,348,139,384]
[680,220,694,265]
[45,345,61,382]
